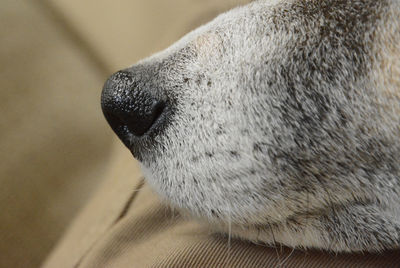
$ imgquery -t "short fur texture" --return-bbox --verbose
[112,0,400,252]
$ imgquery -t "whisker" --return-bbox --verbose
[279,247,295,267]
[314,174,340,252]
[228,209,232,248]
[268,223,282,265]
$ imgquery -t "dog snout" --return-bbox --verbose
[101,70,166,147]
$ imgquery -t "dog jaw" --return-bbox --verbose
[112,0,400,252]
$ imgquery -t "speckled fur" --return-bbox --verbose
[122,0,400,252]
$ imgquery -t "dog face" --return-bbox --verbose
[102,0,400,252]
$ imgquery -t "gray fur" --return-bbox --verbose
[121,0,400,252]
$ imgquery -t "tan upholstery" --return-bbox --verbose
[0,1,112,266]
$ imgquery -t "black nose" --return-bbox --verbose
[101,70,165,147]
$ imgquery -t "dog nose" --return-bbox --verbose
[101,70,165,146]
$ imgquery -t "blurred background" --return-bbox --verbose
[0,0,248,267]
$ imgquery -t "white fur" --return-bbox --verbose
[116,0,400,252]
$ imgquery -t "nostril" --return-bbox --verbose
[125,100,165,136]
[151,101,165,125]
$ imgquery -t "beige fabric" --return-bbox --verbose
[0,1,112,267]
[44,149,400,267]
[46,0,251,70]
